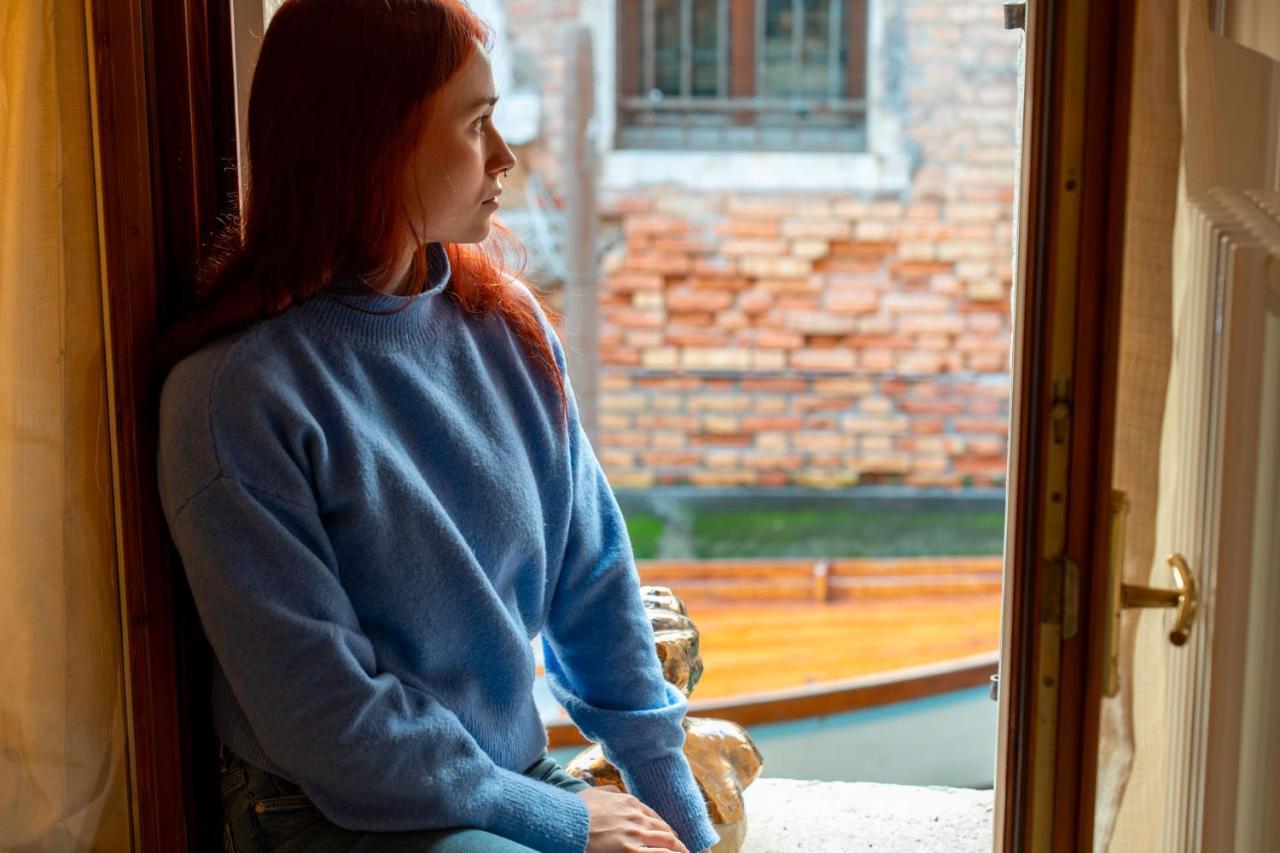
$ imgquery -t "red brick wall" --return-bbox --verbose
[502,0,1019,489]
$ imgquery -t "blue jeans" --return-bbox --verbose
[220,746,590,852]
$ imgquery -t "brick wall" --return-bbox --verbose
[501,0,1019,489]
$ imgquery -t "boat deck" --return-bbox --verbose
[636,556,1003,701]
[682,595,1001,701]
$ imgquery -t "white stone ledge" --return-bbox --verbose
[602,150,911,195]
[739,778,994,852]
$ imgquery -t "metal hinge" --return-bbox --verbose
[1041,375,1076,636]
[1041,553,1080,638]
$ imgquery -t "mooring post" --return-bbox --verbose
[813,560,832,604]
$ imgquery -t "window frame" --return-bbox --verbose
[613,0,870,154]
[93,0,1144,849]
[587,0,909,193]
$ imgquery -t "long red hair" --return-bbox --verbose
[155,0,565,412]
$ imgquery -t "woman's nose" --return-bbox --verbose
[490,131,517,175]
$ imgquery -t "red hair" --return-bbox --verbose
[156,0,565,413]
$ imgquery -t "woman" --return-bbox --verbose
[155,1,719,851]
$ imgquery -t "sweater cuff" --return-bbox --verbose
[486,770,591,853]
[547,676,689,759]
[620,751,721,853]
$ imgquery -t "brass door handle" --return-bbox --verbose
[1121,553,1198,646]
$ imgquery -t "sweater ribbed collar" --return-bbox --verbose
[295,243,453,350]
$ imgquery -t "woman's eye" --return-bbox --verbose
[473,115,490,133]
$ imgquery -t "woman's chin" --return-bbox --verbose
[446,220,493,245]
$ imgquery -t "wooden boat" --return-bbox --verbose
[542,556,1001,748]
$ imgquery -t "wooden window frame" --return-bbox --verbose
[994,0,1136,849]
[89,0,238,849]
[89,0,1139,849]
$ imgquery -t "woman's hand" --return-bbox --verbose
[577,785,691,853]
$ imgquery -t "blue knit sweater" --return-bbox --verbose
[156,245,719,853]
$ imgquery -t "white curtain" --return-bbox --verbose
[1090,0,1182,849]
[0,1,133,850]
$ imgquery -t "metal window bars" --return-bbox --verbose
[618,0,867,152]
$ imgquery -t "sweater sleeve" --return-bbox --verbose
[158,366,590,852]
[540,369,720,853]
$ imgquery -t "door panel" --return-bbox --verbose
[1098,4,1280,848]
[1158,189,1279,853]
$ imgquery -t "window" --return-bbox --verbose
[616,0,869,152]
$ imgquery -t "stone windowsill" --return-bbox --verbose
[739,778,994,852]
[601,150,912,195]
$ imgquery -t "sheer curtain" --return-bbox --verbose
[1090,0,1182,848]
[0,1,133,849]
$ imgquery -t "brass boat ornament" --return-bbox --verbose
[565,586,764,852]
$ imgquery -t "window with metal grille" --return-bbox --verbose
[616,0,869,152]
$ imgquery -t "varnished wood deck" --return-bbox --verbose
[678,595,1001,702]
[637,556,1003,701]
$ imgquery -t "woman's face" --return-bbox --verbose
[402,45,517,246]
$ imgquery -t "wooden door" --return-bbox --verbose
[1004,0,1280,846]
[1094,8,1280,850]
[1154,191,1280,852]
[1102,192,1280,852]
